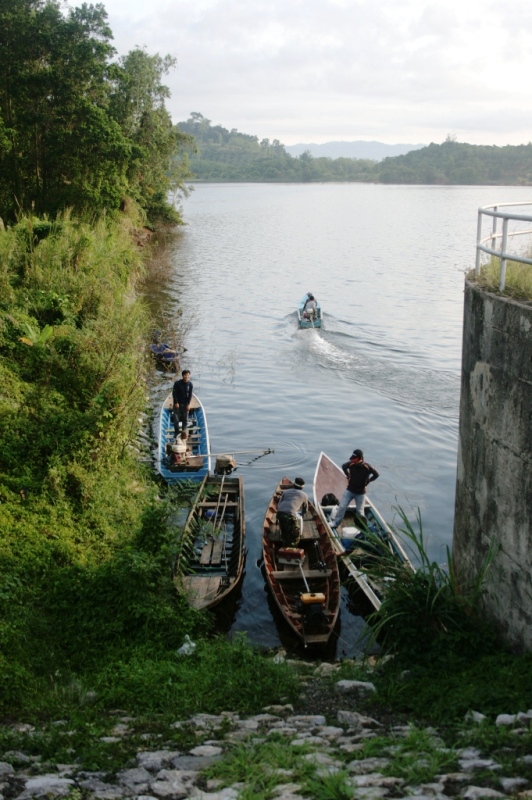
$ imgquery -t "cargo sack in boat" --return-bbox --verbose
[214,454,237,475]
[342,526,363,539]
[278,547,305,565]
[300,592,326,605]
[341,526,364,552]
[322,492,339,506]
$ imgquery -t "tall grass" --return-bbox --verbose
[469,256,532,301]
[364,508,499,662]
[0,213,298,723]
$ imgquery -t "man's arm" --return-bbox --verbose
[367,465,379,483]
[172,381,180,406]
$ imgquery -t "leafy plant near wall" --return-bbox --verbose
[365,508,499,663]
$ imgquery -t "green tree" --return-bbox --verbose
[109,48,193,223]
[0,1,191,224]
[0,0,131,220]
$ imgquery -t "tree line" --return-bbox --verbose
[0,0,192,225]
[177,116,532,185]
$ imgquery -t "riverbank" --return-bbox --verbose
[2,660,532,800]
[2,211,532,800]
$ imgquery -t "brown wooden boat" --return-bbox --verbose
[174,474,245,610]
[262,477,340,647]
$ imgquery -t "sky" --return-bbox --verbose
[68,0,532,147]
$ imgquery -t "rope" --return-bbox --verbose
[238,448,274,467]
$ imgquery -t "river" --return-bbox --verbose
[146,182,532,659]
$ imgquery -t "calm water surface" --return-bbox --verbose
[148,183,532,658]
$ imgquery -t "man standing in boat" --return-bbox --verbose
[331,449,379,529]
[172,369,193,437]
[277,477,308,546]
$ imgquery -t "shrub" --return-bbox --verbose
[366,508,499,663]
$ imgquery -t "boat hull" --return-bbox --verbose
[313,452,412,610]
[175,475,245,610]
[262,477,340,646]
[297,295,322,328]
[158,393,211,483]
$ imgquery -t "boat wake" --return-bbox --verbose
[294,326,460,417]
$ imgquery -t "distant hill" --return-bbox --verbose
[176,114,532,185]
[285,141,425,161]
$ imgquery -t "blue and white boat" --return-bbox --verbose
[297,293,322,328]
[313,452,413,610]
[158,393,211,483]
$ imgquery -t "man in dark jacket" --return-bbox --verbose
[172,370,193,436]
[331,449,379,529]
[277,477,308,546]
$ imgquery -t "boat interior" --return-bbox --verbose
[184,482,242,578]
[164,413,205,472]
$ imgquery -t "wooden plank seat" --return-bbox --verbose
[199,540,214,564]
[199,501,239,508]
[199,538,225,565]
[271,568,333,579]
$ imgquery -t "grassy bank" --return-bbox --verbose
[0,212,298,723]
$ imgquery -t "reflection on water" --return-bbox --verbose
[144,183,532,659]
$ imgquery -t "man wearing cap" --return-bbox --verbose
[331,450,379,529]
[277,477,308,546]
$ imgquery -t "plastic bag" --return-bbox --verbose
[177,634,196,656]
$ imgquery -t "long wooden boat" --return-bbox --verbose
[313,452,413,610]
[158,393,211,483]
[174,474,246,610]
[297,293,322,328]
[262,477,340,647]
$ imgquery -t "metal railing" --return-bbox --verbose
[475,201,532,291]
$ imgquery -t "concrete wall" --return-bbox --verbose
[453,281,532,651]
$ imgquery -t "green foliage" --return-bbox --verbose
[349,726,459,783]
[378,140,532,185]
[0,212,302,725]
[110,49,194,223]
[338,511,532,726]
[94,635,298,716]
[203,727,456,800]
[0,715,198,773]
[365,508,499,663]
[0,1,190,224]
[373,650,532,724]
[176,117,532,186]
[468,257,532,302]
[176,113,377,183]
[203,738,320,800]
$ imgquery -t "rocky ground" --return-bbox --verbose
[1,663,532,800]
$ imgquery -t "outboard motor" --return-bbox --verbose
[299,592,327,625]
[214,454,237,475]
